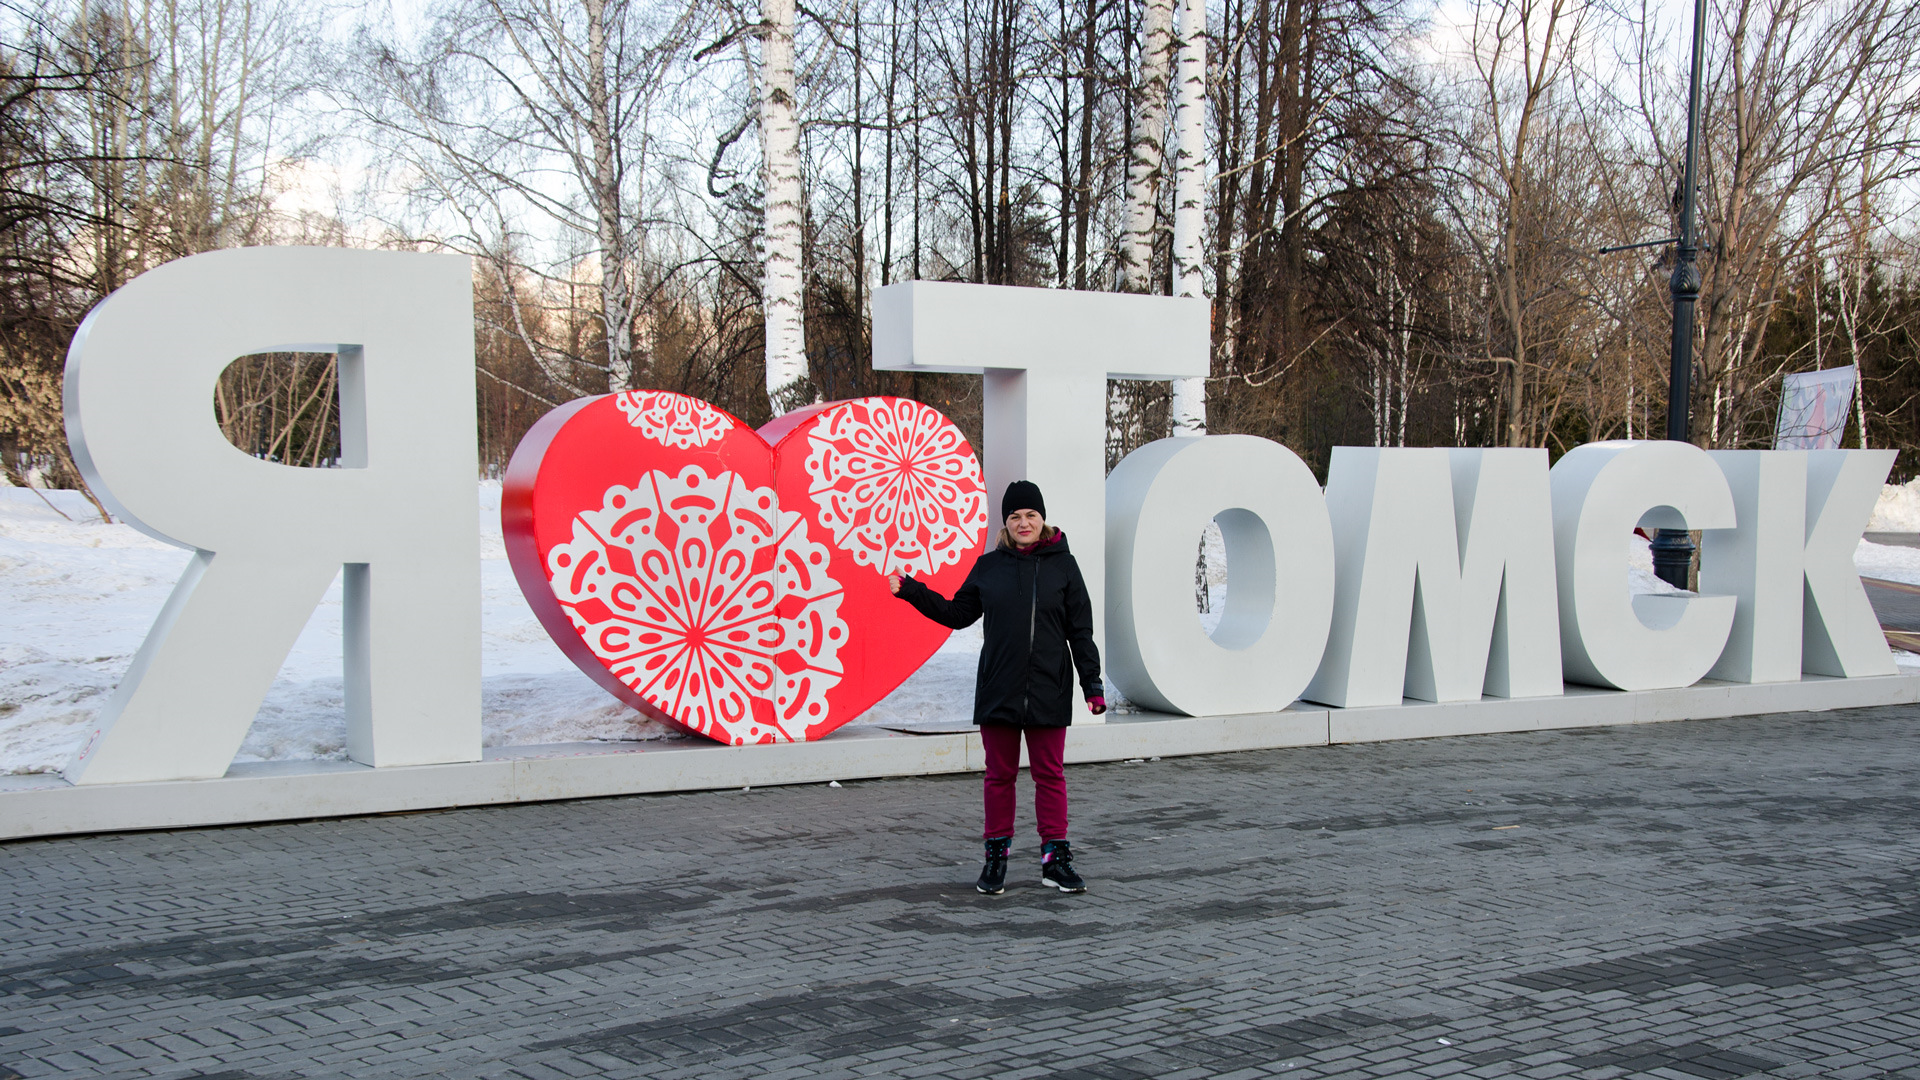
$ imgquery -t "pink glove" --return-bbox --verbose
[1086,696,1107,715]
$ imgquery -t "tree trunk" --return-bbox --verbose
[586,0,634,392]
[881,0,899,284]
[1169,0,1207,436]
[852,5,866,326]
[1073,0,1097,290]
[762,0,810,413]
[1121,0,1173,292]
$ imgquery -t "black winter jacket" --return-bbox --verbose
[896,531,1103,728]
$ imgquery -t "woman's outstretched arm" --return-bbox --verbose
[890,564,985,629]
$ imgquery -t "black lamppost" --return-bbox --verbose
[1649,0,1711,591]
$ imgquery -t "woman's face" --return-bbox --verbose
[1006,508,1045,546]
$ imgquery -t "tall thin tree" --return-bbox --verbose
[1120,0,1173,292]
[1169,0,1207,436]
[761,0,810,412]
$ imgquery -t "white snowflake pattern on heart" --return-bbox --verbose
[802,398,988,577]
[545,464,845,744]
[613,390,734,449]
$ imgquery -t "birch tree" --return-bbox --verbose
[1467,0,1587,448]
[349,0,690,397]
[1168,0,1206,436]
[760,0,810,412]
[1827,67,1913,451]
[1109,0,1174,465]
[11,0,1920,491]
[1687,0,1920,447]
[1,0,309,501]
[1119,0,1172,291]
[80,0,312,290]
[1202,0,1438,461]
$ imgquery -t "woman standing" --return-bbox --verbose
[889,480,1107,895]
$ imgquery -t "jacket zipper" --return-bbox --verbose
[1023,559,1037,722]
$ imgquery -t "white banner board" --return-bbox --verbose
[1776,366,1857,450]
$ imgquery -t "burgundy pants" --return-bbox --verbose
[980,724,1068,842]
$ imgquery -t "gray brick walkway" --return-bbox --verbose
[4,706,1920,1079]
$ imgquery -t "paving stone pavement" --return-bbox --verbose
[4,706,1920,1080]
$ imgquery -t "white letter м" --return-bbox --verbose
[1304,447,1562,708]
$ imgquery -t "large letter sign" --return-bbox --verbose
[1105,435,1335,715]
[1550,441,1738,691]
[1305,448,1562,708]
[872,281,1209,720]
[503,392,987,744]
[63,248,481,784]
[52,256,1910,791]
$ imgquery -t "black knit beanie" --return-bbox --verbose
[1001,480,1046,521]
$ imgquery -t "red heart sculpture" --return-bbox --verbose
[503,391,988,745]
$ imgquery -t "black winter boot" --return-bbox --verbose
[1040,839,1086,893]
[976,836,1011,894]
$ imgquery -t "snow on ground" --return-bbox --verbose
[1629,532,1685,595]
[0,487,194,776]
[0,480,988,770]
[0,483,693,774]
[857,623,986,725]
[1854,538,1920,586]
[1858,481,1920,665]
[0,482,1901,773]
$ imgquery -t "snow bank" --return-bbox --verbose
[1871,478,1920,533]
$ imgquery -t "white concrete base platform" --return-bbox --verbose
[4,673,1917,841]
